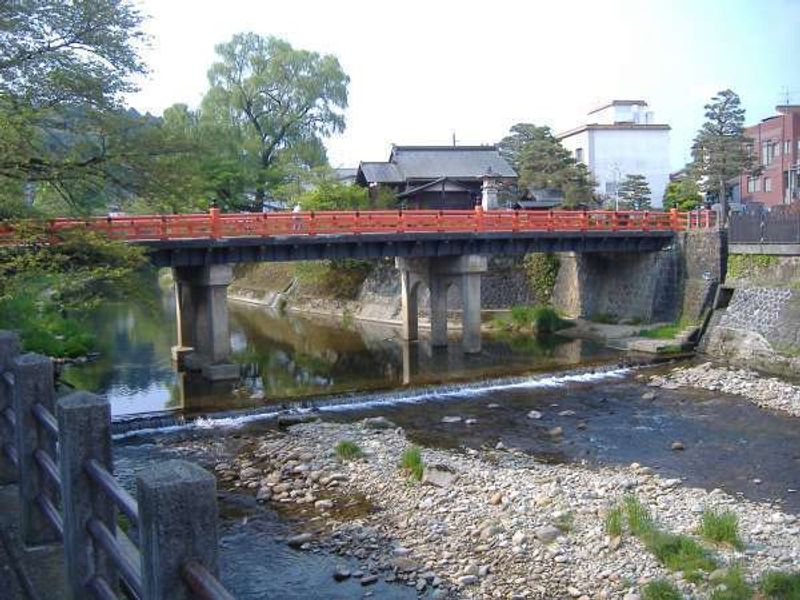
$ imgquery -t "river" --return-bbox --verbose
[63,279,800,599]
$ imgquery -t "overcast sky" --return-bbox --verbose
[128,0,800,173]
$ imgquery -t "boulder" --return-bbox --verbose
[422,465,457,488]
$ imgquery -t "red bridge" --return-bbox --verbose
[3,207,714,244]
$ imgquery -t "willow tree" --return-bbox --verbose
[203,33,350,204]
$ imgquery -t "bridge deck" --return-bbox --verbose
[0,208,715,266]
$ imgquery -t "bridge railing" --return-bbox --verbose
[0,208,715,243]
[730,212,800,244]
[0,331,235,600]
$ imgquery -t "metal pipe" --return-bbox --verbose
[84,458,139,526]
[36,494,63,538]
[87,576,117,600]
[32,403,58,440]
[182,560,236,600]
[87,518,143,598]
[3,442,17,468]
[34,449,61,491]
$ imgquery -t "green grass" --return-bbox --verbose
[591,313,619,324]
[621,495,717,583]
[638,323,684,339]
[497,304,571,335]
[604,506,624,537]
[334,440,363,461]
[400,446,424,481]
[710,567,753,600]
[760,570,800,599]
[642,579,683,600]
[699,509,743,549]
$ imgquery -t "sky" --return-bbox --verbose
[128,0,800,173]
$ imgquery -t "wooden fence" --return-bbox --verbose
[730,212,800,244]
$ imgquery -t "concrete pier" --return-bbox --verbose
[395,255,487,354]
[172,265,239,381]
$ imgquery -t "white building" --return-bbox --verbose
[556,100,671,208]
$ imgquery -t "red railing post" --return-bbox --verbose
[669,208,679,231]
[209,207,221,240]
[308,211,316,236]
[474,204,484,232]
[642,211,649,231]
[398,209,405,233]
[354,210,360,234]
[611,211,618,232]
[437,210,443,233]
[160,215,168,240]
[512,209,520,232]
[703,209,711,229]
[581,210,588,232]
[547,210,554,231]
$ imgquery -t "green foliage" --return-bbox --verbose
[638,323,684,339]
[619,174,652,210]
[400,446,424,481]
[203,33,349,201]
[646,530,717,583]
[495,305,570,336]
[294,259,374,300]
[499,124,596,207]
[554,511,574,532]
[642,579,683,600]
[0,227,149,356]
[727,254,779,280]
[710,567,753,600]
[297,179,370,211]
[760,571,800,599]
[664,179,703,211]
[605,506,624,537]
[699,509,743,549]
[690,90,753,215]
[522,253,560,304]
[334,440,363,461]
[623,495,655,536]
[591,313,619,324]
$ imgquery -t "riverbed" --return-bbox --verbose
[67,286,800,598]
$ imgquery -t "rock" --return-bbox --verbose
[623,594,641,600]
[360,575,378,586]
[709,568,729,583]
[463,564,479,576]
[363,416,395,430]
[256,486,272,502]
[487,403,501,408]
[287,533,314,548]
[240,466,260,479]
[535,525,561,543]
[511,530,527,545]
[465,418,477,425]
[314,499,334,510]
[333,567,351,581]
[642,392,656,400]
[441,416,462,424]
[391,557,419,572]
[559,410,576,417]
[422,465,457,488]
[548,426,563,437]
[489,491,503,505]
[671,441,685,451]
[457,575,478,586]
[392,546,410,556]
[527,410,543,420]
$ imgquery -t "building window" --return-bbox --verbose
[763,142,780,164]
[785,140,791,154]
[747,177,760,193]
[575,148,584,162]
[765,177,772,193]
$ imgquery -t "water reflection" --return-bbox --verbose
[64,281,621,416]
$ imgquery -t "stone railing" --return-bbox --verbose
[0,331,235,600]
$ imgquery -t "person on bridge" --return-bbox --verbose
[292,203,302,232]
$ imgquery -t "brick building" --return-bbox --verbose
[740,105,800,208]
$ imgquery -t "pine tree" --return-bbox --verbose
[618,174,652,210]
[690,89,752,225]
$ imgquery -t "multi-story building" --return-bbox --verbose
[739,105,800,208]
[556,100,671,207]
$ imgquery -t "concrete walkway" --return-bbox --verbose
[0,484,66,600]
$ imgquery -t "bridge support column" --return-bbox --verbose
[172,265,239,381]
[396,255,487,354]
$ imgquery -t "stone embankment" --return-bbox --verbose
[648,362,800,418]
[182,418,799,599]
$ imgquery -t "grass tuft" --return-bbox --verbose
[642,579,682,600]
[623,495,654,536]
[400,446,424,481]
[699,509,743,549]
[334,440,363,461]
[760,570,800,599]
[605,506,624,537]
[710,566,753,600]
[554,511,574,532]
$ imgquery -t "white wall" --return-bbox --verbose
[588,128,670,208]
[559,130,592,170]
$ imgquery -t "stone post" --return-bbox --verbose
[57,393,117,600]
[12,353,58,546]
[0,331,20,484]
[398,269,418,342]
[137,460,220,600]
[481,176,499,211]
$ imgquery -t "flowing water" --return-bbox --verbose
[67,280,800,598]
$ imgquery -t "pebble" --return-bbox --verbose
[527,410,543,420]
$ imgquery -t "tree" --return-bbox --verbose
[690,89,752,225]
[500,124,596,207]
[618,174,652,210]
[663,178,703,211]
[203,33,350,203]
[0,0,198,214]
